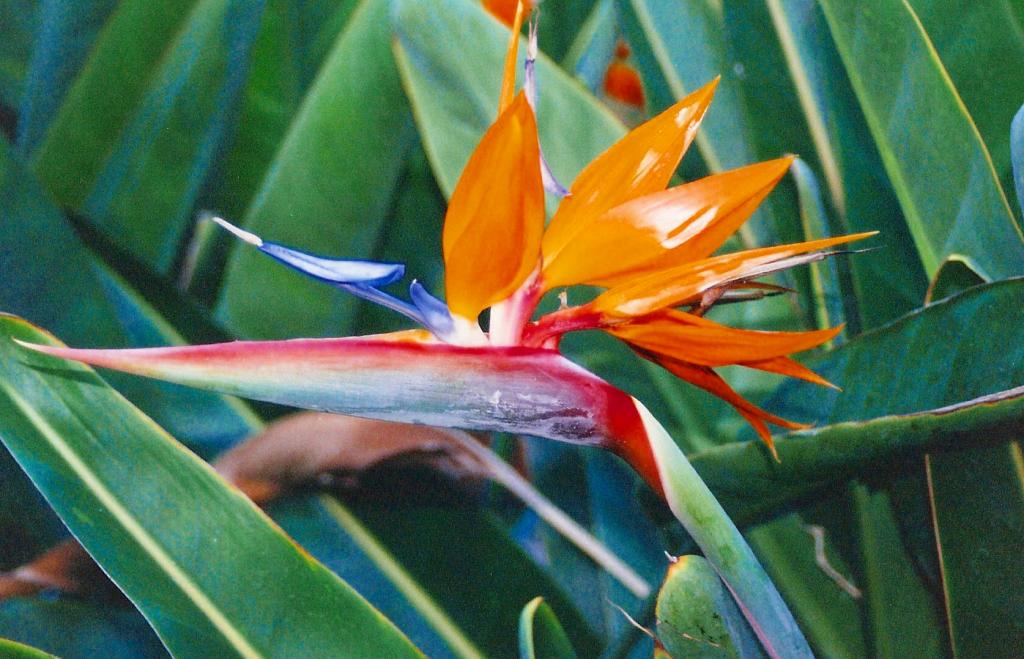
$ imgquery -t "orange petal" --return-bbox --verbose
[484,0,531,30]
[653,355,808,456]
[542,158,792,288]
[604,61,645,108]
[540,79,719,275]
[608,309,841,366]
[593,231,877,318]
[443,93,544,321]
[742,356,839,390]
[496,0,527,114]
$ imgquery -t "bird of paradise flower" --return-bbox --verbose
[19,5,872,657]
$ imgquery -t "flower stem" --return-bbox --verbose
[442,429,652,599]
[633,399,812,659]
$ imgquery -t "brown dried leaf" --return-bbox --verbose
[214,413,489,503]
[2,414,492,601]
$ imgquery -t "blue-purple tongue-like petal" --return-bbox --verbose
[524,20,570,199]
[409,280,455,338]
[259,242,404,287]
[211,216,404,286]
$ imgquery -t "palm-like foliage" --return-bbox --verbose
[0,0,1022,656]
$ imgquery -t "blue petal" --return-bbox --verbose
[409,280,455,338]
[259,242,404,287]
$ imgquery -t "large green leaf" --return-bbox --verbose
[850,483,944,657]
[791,158,853,336]
[350,502,602,658]
[765,277,1024,654]
[185,0,361,302]
[522,441,666,646]
[0,599,165,659]
[200,0,360,224]
[0,136,256,457]
[818,0,1024,279]
[907,0,1024,218]
[15,0,119,154]
[267,495,467,658]
[0,315,422,657]
[215,0,415,339]
[0,0,37,110]
[691,382,1024,525]
[760,0,926,329]
[746,515,863,659]
[926,446,1024,656]
[31,0,265,272]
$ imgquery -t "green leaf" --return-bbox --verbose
[215,0,415,339]
[392,0,625,203]
[1012,103,1024,219]
[654,555,753,659]
[642,405,813,658]
[818,0,1024,279]
[0,599,165,659]
[746,515,864,658]
[907,0,1024,219]
[31,0,265,272]
[759,0,926,329]
[919,252,1023,657]
[269,495,469,658]
[693,384,1024,525]
[926,445,1024,656]
[765,277,1024,654]
[560,0,616,95]
[0,636,57,658]
[0,0,38,109]
[523,441,667,643]
[518,597,578,659]
[925,256,986,304]
[200,0,361,224]
[850,483,944,657]
[791,157,855,337]
[349,503,602,658]
[0,315,422,658]
[0,136,255,457]
[15,0,119,154]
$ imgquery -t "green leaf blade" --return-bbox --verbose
[0,315,422,658]
[31,0,265,272]
[215,0,415,339]
[518,597,578,659]
[819,0,1024,279]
